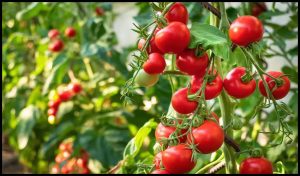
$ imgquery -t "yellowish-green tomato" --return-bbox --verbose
[135,69,159,87]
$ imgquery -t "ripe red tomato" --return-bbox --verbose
[176,49,209,76]
[155,123,187,144]
[76,158,88,168]
[165,2,189,24]
[138,29,163,54]
[58,89,74,101]
[151,169,170,174]
[162,144,196,174]
[191,73,223,100]
[188,120,224,154]
[48,98,61,109]
[154,152,162,169]
[68,82,82,94]
[251,3,267,17]
[48,107,57,116]
[143,53,166,74]
[48,39,64,52]
[155,22,190,54]
[61,165,70,174]
[223,67,256,99]
[55,153,65,163]
[258,71,290,100]
[171,88,198,115]
[229,16,264,46]
[240,157,273,174]
[48,29,60,40]
[65,27,76,38]
[95,7,104,16]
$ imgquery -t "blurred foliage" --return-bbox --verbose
[2,2,298,174]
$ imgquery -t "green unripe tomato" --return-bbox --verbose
[135,69,159,87]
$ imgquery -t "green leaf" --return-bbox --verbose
[287,46,298,56]
[275,161,286,174]
[282,66,298,83]
[189,23,230,60]
[16,2,47,21]
[16,105,40,149]
[81,43,99,57]
[56,101,74,120]
[123,119,157,158]
[259,9,286,20]
[275,26,297,39]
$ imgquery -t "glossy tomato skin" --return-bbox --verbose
[191,73,223,100]
[65,27,76,38]
[58,89,74,101]
[154,152,163,169]
[68,82,82,94]
[176,49,209,76]
[162,144,196,174]
[258,71,290,100]
[155,123,187,144]
[171,88,198,115]
[49,40,64,52]
[229,16,264,46]
[48,29,60,40]
[143,53,166,74]
[223,66,256,99]
[138,28,163,54]
[155,22,190,54]
[151,169,170,174]
[251,3,267,17]
[240,157,273,174]
[188,120,224,154]
[165,2,189,24]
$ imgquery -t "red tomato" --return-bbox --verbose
[165,2,189,24]
[48,39,64,52]
[258,71,290,100]
[48,107,57,116]
[48,29,60,40]
[151,169,170,174]
[61,165,69,174]
[155,22,190,54]
[58,89,74,101]
[138,29,163,54]
[162,144,196,174]
[176,49,209,76]
[155,123,187,144]
[65,27,76,38]
[59,142,73,152]
[154,152,162,169]
[240,157,273,174]
[191,73,223,100]
[55,153,65,163]
[171,88,198,115]
[68,82,82,94]
[251,3,267,17]
[95,7,104,16]
[188,120,224,154]
[80,167,90,174]
[143,53,166,74]
[48,98,61,109]
[76,158,88,168]
[229,16,264,46]
[51,164,60,174]
[223,67,256,99]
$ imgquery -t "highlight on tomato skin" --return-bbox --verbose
[171,87,198,115]
[239,157,273,174]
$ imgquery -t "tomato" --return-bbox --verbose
[138,29,163,54]
[151,169,170,174]
[240,157,273,174]
[65,27,76,38]
[76,158,88,168]
[80,167,90,174]
[229,16,264,46]
[48,39,64,52]
[188,120,224,154]
[61,165,69,174]
[258,71,290,100]
[58,89,74,101]
[154,152,162,169]
[155,22,190,54]
[162,144,196,174]
[55,153,65,163]
[171,88,198,115]
[191,73,223,100]
[251,3,267,17]
[155,123,187,144]
[176,49,209,76]
[143,53,166,74]
[48,107,57,116]
[48,29,60,40]
[223,67,256,99]
[51,164,60,174]
[165,2,189,24]
[95,7,104,16]
[59,142,73,152]
[48,115,56,125]
[135,69,159,87]
[68,82,82,94]
[48,98,61,109]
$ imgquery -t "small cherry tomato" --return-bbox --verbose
[165,2,189,24]
[143,53,166,74]
[48,98,61,109]
[58,89,74,101]
[171,88,198,115]
[240,157,273,174]
[48,29,60,40]
[48,107,57,116]
[258,71,290,100]
[51,164,60,174]
[48,39,64,52]
[65,27,76,38]
[95,7,104,16]
[151,169,170,174]
[229,16,264,46]
[155,123,187,144]
[223,67,256,99]
[251,3,267,17]
[135,69,159,87]
[154,152,163,169]
[68,82,82,94]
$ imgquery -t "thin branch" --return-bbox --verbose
[199,2,221,19]
[224,134,241,152]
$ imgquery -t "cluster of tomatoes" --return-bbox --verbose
[48,27,76,52]
[47,82,82,124]
[51,141,90,174]
[133,2,289,174]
